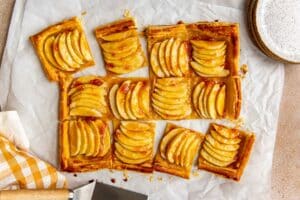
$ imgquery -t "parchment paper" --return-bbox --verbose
[0,0,284,199]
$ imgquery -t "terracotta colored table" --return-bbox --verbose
[0,1,299,199]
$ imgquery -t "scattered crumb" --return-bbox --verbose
[81,11,87,16]
[110,178,116,183]
[148,175,154,182]
[192,170,199,177]
[123,9,131,18]
[109,169,114,173]
[157,176,163,181]
[122,170,129,181]
[240,64,248,79]
[73,173,77,177]
[214,19,219,22]
[234,117,245,128]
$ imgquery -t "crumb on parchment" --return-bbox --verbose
[192,170,199,177]
[149,175,154,182]
[81,11,87,16]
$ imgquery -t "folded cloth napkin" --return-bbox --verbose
[0,111,66,190]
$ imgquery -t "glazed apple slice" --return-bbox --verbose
[202,141,236,162]
[191,62,229,77]
[68,84,101,96]
[77,120,88,155]
[115,130,152,147]
[130,82,145,119]
[158,40,170,77]
[71,30,85,60]
[182,137,201,168]
[115,150,150,164]
[69,107,103,117]
[207,83,220,119]
[190,40,225,50]
[83,121,95,157]
[206,134,239,151]
[170,38,182,76]
[69,99,102,110]
[89,121,101,157]
[58,32,80,69]
[116,81,131,119]
[166,131,188,164]
[69,121,81,156]
[100,29,137,42]
[120,125,151,141]
[192,82,205,117]
[202,82,213,118]
[139,82,150,117]
[66,31,84,64]
[212,124,239,139]
[97,120,111,157]
[109,84,121,119]
[124,84,137,120]
[178,42,189,75]
[150,43,165,77]
[120,121,151,131]
[164,38,175,76]
[103,43,138,61]
[152,93,186,105]
[203,141,237,159]
[200,149,235,167]
[216,85,226,117]
[43,36,60,69]
[115,143,151,160]
[159,128,185,159]
[179,134,197,167]
[193,55,225,68]
[79,32,93,61]
[210,130,241,145]
[154,88,187,99]
[101,36,137,54]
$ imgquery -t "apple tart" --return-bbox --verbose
[198,123,255,181]
[154,123,204,178]
[112,121,155,172]
[30,17,94,81]
[109,79,151,120]
[95,17,147,75]
[151,78,191,120]
[146,24,189,78]
[186,22,240,77]
[59,75,108,121]
[60,118,112,172]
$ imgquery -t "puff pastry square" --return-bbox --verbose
[146,24,190,78]
[108,78,151,120]
[59,75,109,121]
[112,121,155,173]
[30,17,95,81]
[186,22,240,78]
[151,77,192,120]
[95,17,147,75]
[198,123,255,181]
[60,118,112,172]
[154,123,204,178]
[191,77,241,120]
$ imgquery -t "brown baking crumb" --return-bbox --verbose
[122,170,129,181]
[109,169,114,173]
[214,19,219,22]
[192,170,199,177]
[240,64,248,75]
[123,178,128,182]
[157,176,163,181]
[148,175,154,182]
[111,178,116,183]
[81,11,87,16]
[234,117,245,128]
[123,9,131,18]
[73,174,77,177]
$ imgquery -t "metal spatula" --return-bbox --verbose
[0,180,148,200]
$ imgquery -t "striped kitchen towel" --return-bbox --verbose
[0,134,66,190]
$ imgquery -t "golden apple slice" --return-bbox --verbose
[197,83,207,118]
[154,88,187,98]
[192,82,205,117]
[100,29,137,42]
[109,84,121,119]
[103,43,138,61]
[95,120,111,157]
[83,121,95,157]
[89,121,100,156]
[192,51,217,60]
[170,38,182,76]
[192,43,226,55]
[52,34,75,71]
[139,82,150,117]
[130,82,145,119]
[203,141,237,158]
[101,36,137,54]
[71,29,84,60]
[165,38,175,76]
[124,84,136,120]
[69,121,80,156]
[70,107,103,117]
[166,131,186,164]
[178,42,189,75]
[152,98,184,110]
[190,40,225,50]
[106,52,144,74]
[44,36,60,69]
[68,85,101,97]
[210,130,241,145]
[207,83,220,119]
[77,120,88,155]
[71,94,101,104]
[152,93,186,105]
[79,32,93,61]
[70,99,102,110]
[159,128,185,159]
[202,82,213,118]
[191,61,229,77]
[66,31,84,64]
[115,150,150,164]
[212,124,239,139]
[116,81,131,119]
[206,134,239,151]
[155,80,186,92]
[115,130,152,147]
[118,141,152,152]
[58,32,80,69]
[179,134,197,167]
[121,121,151,131]
[202,142,236,162]
[183,137,201,167]
[115,143,151,160]
[200,149,235,167]
[216,85,226,117]
[172,131,191,165]
[152,103,190,116]
[193,55,225,68]
[150,43,164,77]
[120,125,151,140]
[155,77,186,86]
[71,76,103,86]
[158,40,170,77]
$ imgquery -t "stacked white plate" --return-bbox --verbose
[247,0,300,63]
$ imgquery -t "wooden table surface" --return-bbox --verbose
[0,1,299,199]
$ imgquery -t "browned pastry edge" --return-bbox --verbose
[59,120,112,172]
[198,123,255,181]
[30,17,95,82]
[154,123,204,179]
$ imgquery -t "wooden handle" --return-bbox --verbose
[0,189,70,200]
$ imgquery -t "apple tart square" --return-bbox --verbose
[60,118,112,172]
[59,75,109,121]
[108,78,151,120]
[146,24,190,78]
[95,17,147,75]
[198,123,255,181]
[186,22,240,78]
[154,123,204,179]
[151,77,192,120]
[30,17,95,82]
[112,121,156,173]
